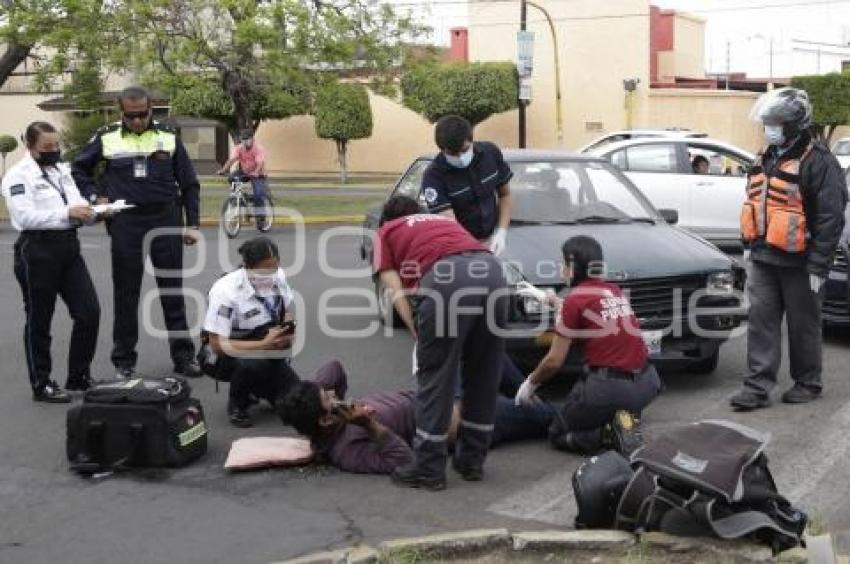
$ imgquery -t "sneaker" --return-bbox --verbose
[730,389,771,411]
[174,358,203,378]
[65,374,94,392]
[781,385,821,404]
[33,381,72,403]
[229,407,253,428]
[452,459,484,482]
[390,463,447,491]
[606,410,643,458]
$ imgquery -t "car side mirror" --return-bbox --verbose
[659,209,679,225]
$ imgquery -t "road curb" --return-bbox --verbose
[198,215,364,226]
[275,529,822,563]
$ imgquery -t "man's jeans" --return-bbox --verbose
[250,176,268,207]
[452,354,556,447]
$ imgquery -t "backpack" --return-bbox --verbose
[67,376,208,474]
[614,420,807,554]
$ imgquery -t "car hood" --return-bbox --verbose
[503,222,732,286]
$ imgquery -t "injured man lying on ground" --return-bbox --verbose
[277,357,556,474]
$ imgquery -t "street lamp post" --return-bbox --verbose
[517,0,563,147]
[519,0,528,148]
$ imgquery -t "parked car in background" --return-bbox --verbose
[360,150,747,374]
[579,128,707,153]
[586,137,755,249]
[831,138,850,170]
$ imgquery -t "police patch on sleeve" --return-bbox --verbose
[423,187,438,204]
[217,305,233,318]
[9,184,25,196]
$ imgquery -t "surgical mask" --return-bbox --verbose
[35,150,61,167]
[445,146,473,168]
[248,272,277,294]
[764,125,785,147]
[243,140,253,149]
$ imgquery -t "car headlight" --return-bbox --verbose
[707,271,735,295]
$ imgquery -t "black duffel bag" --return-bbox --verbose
[67,376,208,474]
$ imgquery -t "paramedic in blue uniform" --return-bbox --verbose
[421,115,513,256]
[201,237,301,427]
[1,122,100,403]
[72,86,202,379]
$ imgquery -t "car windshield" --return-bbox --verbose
[509,160,659,224]
[834,141,850,155]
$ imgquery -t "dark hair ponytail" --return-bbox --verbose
[237,236,280,268]
[561,235,605,285]
[24,121,57,148]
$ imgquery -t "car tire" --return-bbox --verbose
[690,349,720,375]
[375,280,404,328]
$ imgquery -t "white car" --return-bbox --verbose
[587,137,755,248]
[832,138,850,170]
[579,129,707,153]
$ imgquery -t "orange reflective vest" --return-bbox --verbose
[740,145,812,254]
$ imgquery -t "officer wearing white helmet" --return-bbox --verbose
[731,87,847,410]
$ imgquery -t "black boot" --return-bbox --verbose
[391,463,446,491]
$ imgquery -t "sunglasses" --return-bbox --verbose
[123,110,151,121]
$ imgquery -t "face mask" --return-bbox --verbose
[243,140,253,149]
[445,145,473,168]
[764,125,785,146]
[248,272,276,294]
[35,150,61,167]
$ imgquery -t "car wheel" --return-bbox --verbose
[375,280,404,328]
[690,349,720,375]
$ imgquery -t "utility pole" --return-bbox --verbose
[518,0,527,148]
[769,36,774,81]
[725,40,730,91]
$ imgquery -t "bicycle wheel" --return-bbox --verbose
[221,194,242,239]
[256,195,274,233]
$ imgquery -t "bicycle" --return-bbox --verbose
[219,172,274,239]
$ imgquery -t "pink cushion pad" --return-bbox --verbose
[224,437,314,471]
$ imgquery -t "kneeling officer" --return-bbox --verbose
[201,237,300,427]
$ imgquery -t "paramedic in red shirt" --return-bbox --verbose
[373,195,508,491]
[515,235,662,456]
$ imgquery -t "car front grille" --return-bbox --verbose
[618,275,705,326]
[833,247,848,273]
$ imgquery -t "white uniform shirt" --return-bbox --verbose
[0,154,88,231]
[203,268,295,338]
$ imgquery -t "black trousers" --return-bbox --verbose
[108,204,193,369]
[550,364,662,453]
[13,231,100,392]
[223,357,300,411]
[413,252,508,480]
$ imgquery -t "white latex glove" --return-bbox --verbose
[412,343,418,375]
[516,281,548,302]
[489,227,507,256]
[810,274,825,294]
[743,249,751,263]
[515,377,541,406]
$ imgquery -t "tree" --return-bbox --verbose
[131,0,424,139]
[401,62,519,125]
[314,81,373,183]
[59,54,115,161]
[0,0,127,90]
[791,73,850,143]
[0,135,18,176]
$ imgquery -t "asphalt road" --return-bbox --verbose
[1,225,849,564]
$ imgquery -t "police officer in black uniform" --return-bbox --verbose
[2,122,101,402]
[421,115,513,256]
[72,86,202,379]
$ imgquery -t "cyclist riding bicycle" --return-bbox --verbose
[217,129,268,221]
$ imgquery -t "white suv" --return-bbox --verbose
[831,138,850,170]
[587,137,755,248]
[579,129,708,153]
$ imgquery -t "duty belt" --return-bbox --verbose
[21,229,78,240]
